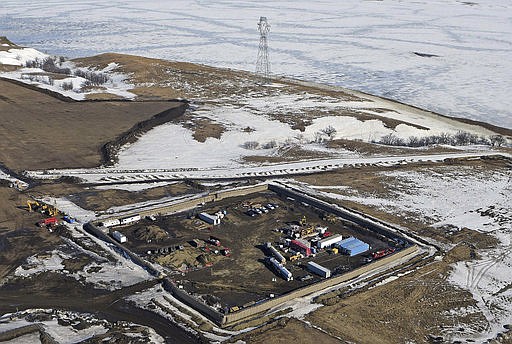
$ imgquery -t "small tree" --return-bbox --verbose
[242,141,259,150]
[61,81,74,91]
[321,125,337,140]
[407,136,420,147]
[262,140,277,149]
[453,131,471,145]
[489,135,506,147]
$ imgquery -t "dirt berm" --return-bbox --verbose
[100,100,188,166]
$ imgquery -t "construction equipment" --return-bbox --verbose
[323,213,337,224]
[372,247,396,260]
[299,225,317,238]
[288,253,301,262]
[207,236,221,246]
[27,200,40,212]
[26,200,59,216]
[42,204,59,217]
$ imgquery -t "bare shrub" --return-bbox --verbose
[262,140,277,149]
[74,69,110,85]
[242,141,259,150]
[490,135,506,147]
[321,125,337,140]
[26,57,71,75]
[61,81,74,91]
[378,130,502,148]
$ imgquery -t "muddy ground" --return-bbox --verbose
[232,318,341,344]
[0,274,200,344]
[116,191,398,310]
[0,185,62,280]
[0,181,200,343]
[0,78,183,171]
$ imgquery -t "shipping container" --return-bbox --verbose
[290,240,311,257]
[112,230,127,243]
[199,212,220,225]
[317,234,343,249]
[307,261,331,278]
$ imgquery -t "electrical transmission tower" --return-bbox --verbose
[256,16,271,85]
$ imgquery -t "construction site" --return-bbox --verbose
[80,182,419,326]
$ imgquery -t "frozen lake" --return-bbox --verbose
[1,0,511,129]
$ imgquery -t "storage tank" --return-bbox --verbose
[265,242,286,264]
[268,257,293,281]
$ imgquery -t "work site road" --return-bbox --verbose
[0,279,201,344]
[26,151,511,184]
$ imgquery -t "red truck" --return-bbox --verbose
[372,247,396,260]
[38,217,58,227]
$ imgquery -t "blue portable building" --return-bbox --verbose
[336,237,369,256]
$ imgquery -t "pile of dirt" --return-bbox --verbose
[134,225,169,243]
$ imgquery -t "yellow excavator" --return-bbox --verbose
[323,213,337,224]
[42,204,59,216]
[27,200,40,212]
[26,200,59,216]
[300,225,316,238]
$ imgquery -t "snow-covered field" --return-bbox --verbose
[302,165,512,341]
[1,0,510,128]
[115,89,501,170]
[12,243,150,291]
[0,47,135,100]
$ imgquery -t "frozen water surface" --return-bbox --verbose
[0,0,510,128]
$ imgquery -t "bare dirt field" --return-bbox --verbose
[74,53,361,103]
[117,191,399,310]
[28,181,200,212]
[0,274,200,343]
[233,318,341,344]
[0,79,183,171]
[306,244,485,343]
[0,185,63,279]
